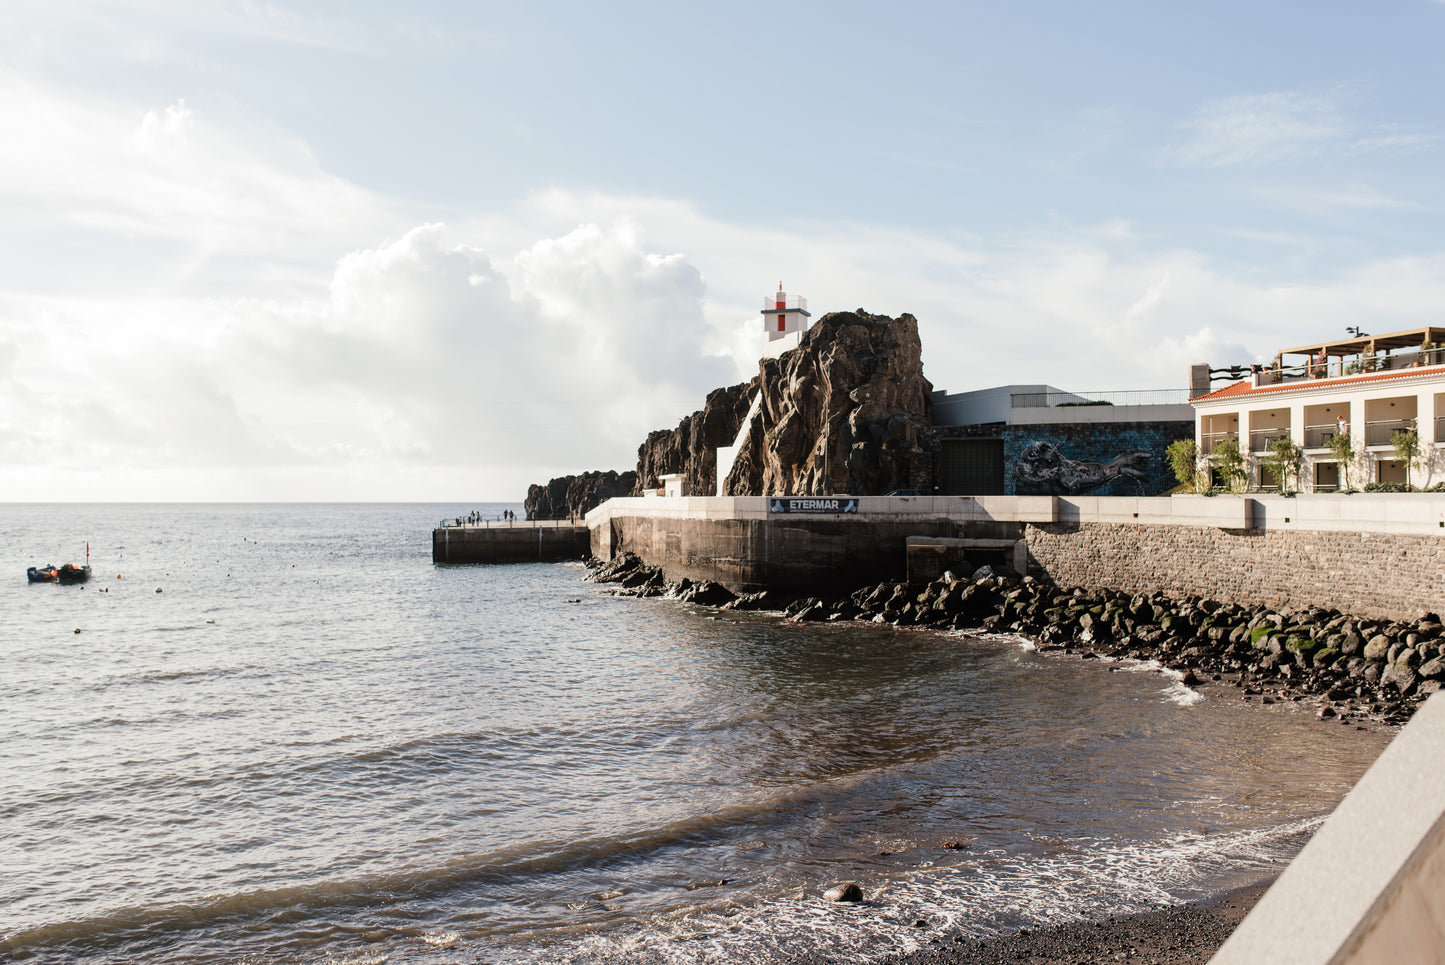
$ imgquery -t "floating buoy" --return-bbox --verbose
[155,587,163,593]
[74,628,82,634]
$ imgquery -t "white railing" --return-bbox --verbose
[1010,389,1191,408]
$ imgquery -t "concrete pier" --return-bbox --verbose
[432,521,589,564]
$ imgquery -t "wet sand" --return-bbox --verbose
[794,881,1269,965]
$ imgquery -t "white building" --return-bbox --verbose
[1191,327,1445,491]
[761,287,811,359]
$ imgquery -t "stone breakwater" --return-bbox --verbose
[588,554,1437,725]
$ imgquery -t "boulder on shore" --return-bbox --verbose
[823,882,864,903]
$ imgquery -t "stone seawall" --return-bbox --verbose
[596,513,1016,590]
[1026,523,1445,621]
[586,494,1445,621]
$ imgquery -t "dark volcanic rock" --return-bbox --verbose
[525,469,638,521]
[524,306,933,509]
[635,382,756,496]
[723,309,934,496]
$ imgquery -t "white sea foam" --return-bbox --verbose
[509,819,1322,964]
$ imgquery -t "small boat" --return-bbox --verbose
[27,565,58,583]
[29,543,91,584]
[57,561,91,584]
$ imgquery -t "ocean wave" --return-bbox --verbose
[0,778,876,959]
[508,817,1323,964]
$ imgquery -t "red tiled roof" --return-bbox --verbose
[1191,365,1445,405]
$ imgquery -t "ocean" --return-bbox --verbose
[1,503,1391,964]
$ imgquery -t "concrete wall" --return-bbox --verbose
[432,524,589,564]
[587,494,1445,618]
[588,495,1053,591]
[933,385,1055,426]
[1210,692,1445,965]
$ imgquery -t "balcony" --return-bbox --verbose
[1249,428,1290,453]
[1303,424,1344,449]
[1249,348,1445,388]
[1201,431,1238,455]
[1365,419,1414,447]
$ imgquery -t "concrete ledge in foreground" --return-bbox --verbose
[1210,691,1445,965]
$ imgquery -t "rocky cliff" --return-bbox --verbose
[525,469,638,521]
[634,381,757,496]
[723,309,934,496]
[523,307,934,506]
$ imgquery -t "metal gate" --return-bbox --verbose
[938,439,1004,495]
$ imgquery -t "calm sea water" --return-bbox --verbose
[1,504,1392,964]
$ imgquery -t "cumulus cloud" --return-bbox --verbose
[0,217,744,500]
[4,82,1445,500]
[7,200,1445,500]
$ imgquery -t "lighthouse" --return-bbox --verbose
[761,284,811,358]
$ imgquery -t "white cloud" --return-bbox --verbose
[0,216,743,500]
[1166,91,1347,168]
[7,194,1445,500]
[1165,89,1440,174]
[0,73,403,294]
[3,78,1445,501]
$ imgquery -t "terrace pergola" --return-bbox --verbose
[1275,327,1445,377]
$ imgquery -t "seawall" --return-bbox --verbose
[433,522,589,564]
[586,494,1445,620]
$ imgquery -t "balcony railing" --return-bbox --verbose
[1365,419,1414,447]
[1303,424,1344,449]
[1200,431,1238,455]
[1250,428,1290,452]
[1253,347,1445,386]
[1010,389,1191,408]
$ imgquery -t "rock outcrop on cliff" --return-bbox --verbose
[634,381,756,496]
[525,470,638,521]
[523,307,933,505]
[723,309,934,496]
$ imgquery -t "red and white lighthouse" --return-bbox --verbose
[761,284,810,356]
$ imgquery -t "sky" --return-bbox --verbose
[3,1,1444,501]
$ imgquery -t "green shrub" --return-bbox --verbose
[1166,438,1201,493]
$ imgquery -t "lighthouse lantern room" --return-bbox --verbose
[761,285,811,357]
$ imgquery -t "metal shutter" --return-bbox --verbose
[939,439,1004,495]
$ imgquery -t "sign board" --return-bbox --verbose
[767,497,859,515]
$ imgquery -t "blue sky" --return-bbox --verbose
[3,1,1444,499]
